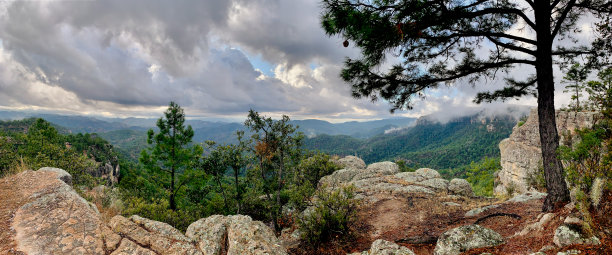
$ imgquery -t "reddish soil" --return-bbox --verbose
[291,191,612,255]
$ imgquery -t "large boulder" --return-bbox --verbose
[553,225,601,247]
[2,167,286,255]
[336,155,366,169]
[415,168,441,179]
[434,225,504,255]
[349,239,415,255]
[109,215,201,255]
[448,178,474,197]
[496,110,598,195]
[186,215,288,255]
[11,168,105,255]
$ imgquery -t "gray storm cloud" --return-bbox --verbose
[0,0,591,120]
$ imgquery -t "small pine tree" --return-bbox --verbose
[562,63,589,111]
[140,102,202,211]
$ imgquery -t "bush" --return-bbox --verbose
[525,162,546,192]
[297,185,358,245]
[122,196,201,232]
[465,157,500,197]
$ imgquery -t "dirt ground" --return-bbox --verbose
[291,191,612,255]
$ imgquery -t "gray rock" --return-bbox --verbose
[110,215,201,255]
[319,168,359,187]
[496,110,598,195]
[353,239,415,255]
[38,167,72,186]
[464,204,500,217]
[366,162,400,175]
[434,225,504,255]
[415,168,441,180]
[369,239,415,255]
[516,213,554,236]
[508,191,547,203]
[337,156,366,169]
[553,225,601,247]
[12,170,104,255]
[394,172,425,183]
[418,178,449,192]
[556,250,582,255]
[448,179,474,197]
[187,215,288,255]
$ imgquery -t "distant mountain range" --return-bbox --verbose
[0,110,417,159]
[0,107,527,174]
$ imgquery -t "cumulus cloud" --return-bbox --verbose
[0,0,596,121]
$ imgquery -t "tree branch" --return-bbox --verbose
[552,0,577,39]
[486,36,537,55]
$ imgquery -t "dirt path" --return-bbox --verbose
[0,170,58,255]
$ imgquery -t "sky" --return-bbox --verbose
[0,0,596,122]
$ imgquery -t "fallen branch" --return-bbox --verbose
[474,213,521,224]
[395,235,438,244]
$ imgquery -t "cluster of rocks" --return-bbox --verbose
[350,224,505,255]
[322,156,474,201]
[496,109,598,195]
[7,168,288,255]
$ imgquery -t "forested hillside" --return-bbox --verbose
[303,114,517,178]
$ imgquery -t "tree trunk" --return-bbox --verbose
[535,0,570,212]
[234,166,241,214]
[170,167,176,210]
[274,152,284,232]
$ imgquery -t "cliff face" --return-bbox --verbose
[496,109,599,195]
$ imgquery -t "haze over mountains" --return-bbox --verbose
[0,106,529,175]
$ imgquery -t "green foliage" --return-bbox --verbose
[304,115,515,178]
[287,152,341,211]
[465,157,500,197]
[525,162,546,192]
[98,129,149,161]
[562,63,589,111]
[140,102,203,210]
[244,109,304,231]
[122,196,202,232]
[559,127,611,191]
[298,185,357,246]
[395,159,416,172]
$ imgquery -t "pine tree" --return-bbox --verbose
[140,102,202,210]
[321,0,611,211]
[563,63,589,111]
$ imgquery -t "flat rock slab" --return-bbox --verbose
[10,169,105,255]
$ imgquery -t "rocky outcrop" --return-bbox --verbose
[2,167,286,255]
[496,109,598,195]
[433,225,504,255]
[186,215,288,255]
[334,155,367,170]
[349,239,415,255]
[10,168,105,255]
[553,225,601,247]
[319,157,474,200]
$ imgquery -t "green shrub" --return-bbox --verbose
[465,157,499,197]
[525,162,546,192]
[297,185,358,245]
[122,196,201,232]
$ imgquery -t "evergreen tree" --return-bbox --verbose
[563,63,589,111]
[140,102,202,210]
[320,0,611,211]
[245,109,303,232]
